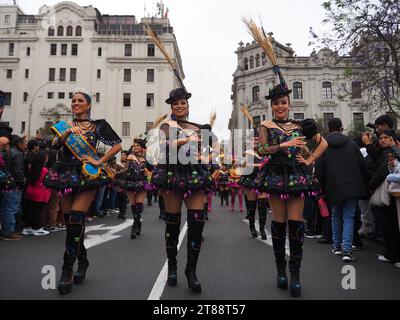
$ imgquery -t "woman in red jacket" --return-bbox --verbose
[22,151,51,236]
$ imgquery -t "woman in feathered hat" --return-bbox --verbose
[151,87,212,294]
[114,136,152,239]
[257,80,328,297]
[45,88,122,295]
[243,18,328,297]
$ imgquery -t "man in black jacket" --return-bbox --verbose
[0,135,26,240]
[315,118,368,262]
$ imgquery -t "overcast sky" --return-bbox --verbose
[16,0,327,140]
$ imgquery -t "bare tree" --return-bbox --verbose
[310,0,400,117]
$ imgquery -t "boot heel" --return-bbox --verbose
[277,276,288,290]
[74,262,89,285]
[290,276,301,297]
[58,270,74,295]
[167,265,177,287]
[260,229,267,240]
[185,269,202,294]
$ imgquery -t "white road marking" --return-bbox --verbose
[242,219,290,255]
[148,221,188,300]
[84,219,134,249]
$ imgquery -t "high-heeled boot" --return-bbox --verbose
[165,212,181,286]
[247,201,258,238]
[203,203,209,220]
[271,221,288,290]
[258,199,268,240]
[58,211,86,295]
[130,204,143,239]
[288,220,305,297]
[74,215,89,285]
[185,209,205,293]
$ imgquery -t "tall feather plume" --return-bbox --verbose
[144,24,185,89]
[240,104,255,128]
[242,17,277,66]
[151,113,168,129]
[209,111,217,128]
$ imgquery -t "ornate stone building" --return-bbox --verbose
[229,36,395,145]
[0,1,184,149]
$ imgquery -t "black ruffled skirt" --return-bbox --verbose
[255,158,320,198]
[44,160,109,195]
[239,170,259,190]
[152,163,212,194]
[113,171,148,193]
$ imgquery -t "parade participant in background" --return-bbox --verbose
[114,137,152,239]
[115,150,129,220]
[244,18,328,298]
[45,88,122,295]
[239,105,268,239]
[228,160,243,212]
[213,164,230,206]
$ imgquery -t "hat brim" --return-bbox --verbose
[166,93,192,105]
[265,90,292,100]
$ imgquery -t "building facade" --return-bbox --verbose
[0,1,184,149]
[229,36,396,146]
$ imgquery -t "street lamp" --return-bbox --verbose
[28,82,52,138]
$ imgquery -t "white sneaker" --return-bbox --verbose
[22,227,34,236]
[33,228,50,236]
[394,262,400,268]
[377,255,391,263]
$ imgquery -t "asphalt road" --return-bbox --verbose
[0,197,399,300]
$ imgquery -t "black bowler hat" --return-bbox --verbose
[265,65,292,100]
[265,82,292,100]
[165,88,192,105]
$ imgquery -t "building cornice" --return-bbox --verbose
[0,57,20,63]
[0,37,39,42]
[107,57,170,65]
[44,37,83,42]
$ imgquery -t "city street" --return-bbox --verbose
[0,197,399,300]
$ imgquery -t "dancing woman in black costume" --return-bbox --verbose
[45,89,122,295]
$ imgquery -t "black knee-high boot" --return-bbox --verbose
[220,191,224,205]
[244,195,249,219]
[223,190,229,206]
[58,211,86,295]
[131,204,144,239]
[74,216,89,285]
[186,209,205,293]
[203,203,209,220]
[288,220,304,297]
[258,199,268,240]
[247,201,258,238]
[165,212,181,286]
[271,221,288,290]
[159,196,166,220]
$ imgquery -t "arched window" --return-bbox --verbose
[384,80,395,99]
[249,56,254,69]
[255,54,260,67]
[66,26,73,36]
[252,86,260,103]
[293,82,303,100]
[244,58,248,71]
[261,52,267,65]
[48,27,55,36]
[98,47,102,57]
[75,26,82,36]
[26,47,30,56]
[57,26,64,36]
[322,81,333,99]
